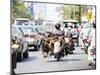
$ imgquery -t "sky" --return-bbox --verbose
[46,3,62,21]
[33,2,62,22]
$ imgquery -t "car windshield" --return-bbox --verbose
[36,27,44,32]
[20,27,35,34]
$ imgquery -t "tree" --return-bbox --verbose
[56,5,80,20]
[12,1,33,23]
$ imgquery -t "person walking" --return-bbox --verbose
[79,22,91,49]
[88,22,96,66]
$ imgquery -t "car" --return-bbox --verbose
[16,26,40,51]
[33,26,47,49]
[34,26,46,41]
[11,26,29,62]
[43,21,56,33]
[34,26,45,35]
[14,18,33,26]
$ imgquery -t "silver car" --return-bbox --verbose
[17,26,39,51]
[11,26,29,62]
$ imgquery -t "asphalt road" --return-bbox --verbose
[15,47,94,74]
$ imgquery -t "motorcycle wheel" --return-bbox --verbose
[57,54,60,61]
[54,53,60,61]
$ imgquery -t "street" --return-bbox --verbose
[10,1,96,75]
[15,47,94,74]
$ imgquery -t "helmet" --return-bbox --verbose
[65,23,68,28]
[55,23,61,29]
[67,23,72,26]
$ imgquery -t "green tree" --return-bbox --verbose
[12,1,33,23]
[56,5,80,20]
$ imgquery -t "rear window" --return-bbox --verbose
[16,20,29,25]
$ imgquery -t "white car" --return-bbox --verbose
[11,26,29,61]
[16,26,39,51]
[14,18,31,26]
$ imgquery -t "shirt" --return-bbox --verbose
[54,41,61,53]
[89,28,95,48]
[53,28,64,36]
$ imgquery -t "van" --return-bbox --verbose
[43,21,56,32]
[14,18,31,26]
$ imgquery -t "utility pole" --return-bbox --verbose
[79,5,81,26]
[30,2,34,20]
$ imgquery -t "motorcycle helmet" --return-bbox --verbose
[65,23,68,28]
[55,23,61,30]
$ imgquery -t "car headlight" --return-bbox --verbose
[11,44,19,49]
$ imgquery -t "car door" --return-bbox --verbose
[17,28,28,53]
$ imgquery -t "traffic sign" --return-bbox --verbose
[86,10,94,22]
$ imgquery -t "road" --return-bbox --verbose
[15,47,94,74]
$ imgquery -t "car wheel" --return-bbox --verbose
[17,52,23,62]
[69,51,73,54]
[23,50,29,58]
[34,45,38,51]
[56,53,60,61]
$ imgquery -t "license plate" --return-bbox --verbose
[12,44,19,49]
[85,43,89,46]
[28,47,34,49]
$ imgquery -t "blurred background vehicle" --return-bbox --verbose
[43,21,56,33]
[11,26,29,62]
[14,18,31,26]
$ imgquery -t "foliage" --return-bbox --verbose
[56,5,80,20]
[12,1,33,23]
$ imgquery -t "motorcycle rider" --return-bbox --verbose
[64,23,73,37]
[64,23,75,54]
[53,24,65,60]
[53,23,64,36]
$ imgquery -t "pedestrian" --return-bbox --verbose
[79,22,91,49]
[78,25,83,47]
[88,22,96,66]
